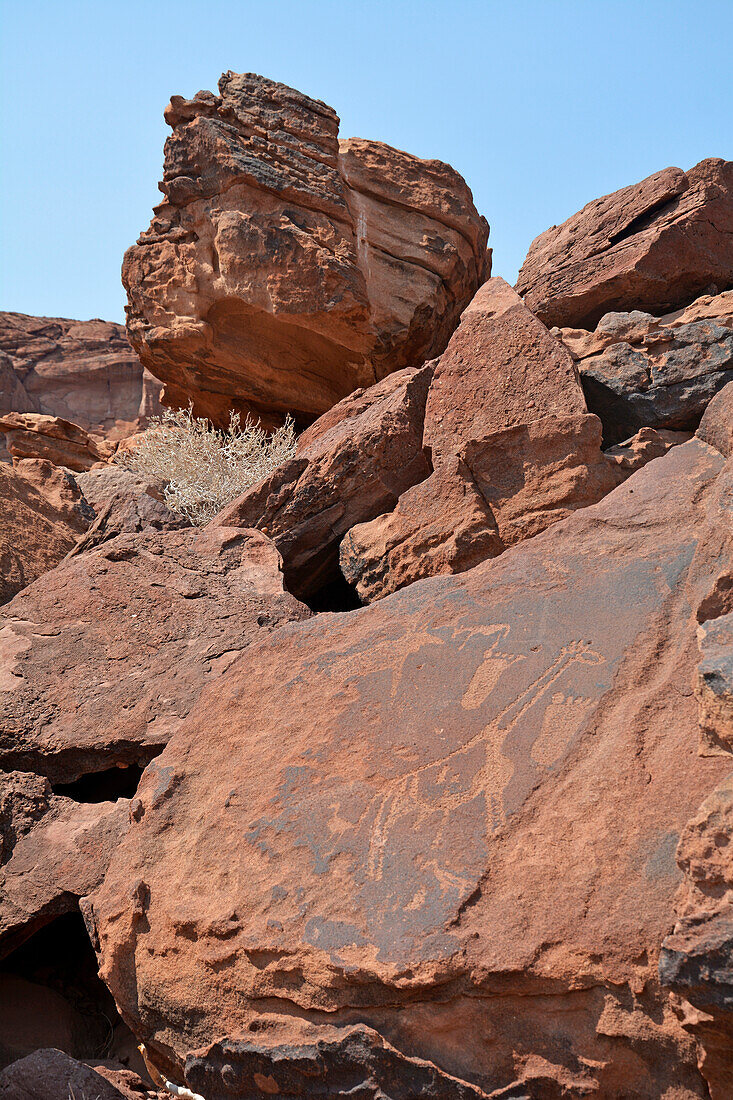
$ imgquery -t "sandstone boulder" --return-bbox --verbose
[556,290,733,443]
[0,312,162,439]
[123,72,489,428]
[0,412,115,471]
[0,527,309,783]
[516,158,733,329]
[214,362,434,598]
[89,439,730,1097]
[340,279,624,601]
[0,459,92,604]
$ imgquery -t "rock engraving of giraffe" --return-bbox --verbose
[366,626,604,881]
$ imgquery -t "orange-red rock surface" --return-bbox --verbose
[122,72,490,428]
[516,158,733,329]
[88,440,732,1098]
[4,94,733,1097]
[0,528,309,783]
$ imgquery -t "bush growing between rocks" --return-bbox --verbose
[117,406,296,525]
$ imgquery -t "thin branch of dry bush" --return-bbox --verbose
[116,406,296,526]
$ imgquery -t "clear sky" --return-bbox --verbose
[1,0,731,323]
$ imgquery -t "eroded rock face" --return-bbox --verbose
[0,459,92,604]
[122,72,489,428]
[556,290,733,443]
[89,440,730,1098]
[0,312,162,440]
[0,527,310,782]
[516,159,733,330]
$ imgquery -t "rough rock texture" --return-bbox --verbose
[215,362,434,597]
[0,412,115,471]
[70,466,189,556]
[340,279,624,601]
[698,375,733,458]
[659,774,733,1099]
[516,158,733,329]
[122,72,490,428]
[0,1048,145,1099]
[694,612,733,756]
[0,312,162,439]
[0,459,92,604]
[556,290,733,443]
[89,440,732,1098]
[0,527,310,783]
[0,773,128,958]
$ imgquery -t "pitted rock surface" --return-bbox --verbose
[122,71,489,428]
[89,440,730,1098]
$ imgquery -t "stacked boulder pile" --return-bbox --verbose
[1,72,733,1100]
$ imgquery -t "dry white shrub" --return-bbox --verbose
[117,406,296,526]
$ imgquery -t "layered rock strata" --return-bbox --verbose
[122,72,490,427]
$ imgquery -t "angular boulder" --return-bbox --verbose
[341,279,623,601]
[695,612,733,756]
[516,158,733,330]
[70,465,189,556]
[214,362,434,597]
[89,439,730,1098]
[0,312,162,439]
[123,72,489,428]
[556,290,733,443]
[0,527,309,782]
[0,459,92,604]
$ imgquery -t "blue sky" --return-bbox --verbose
[1,0,731,323]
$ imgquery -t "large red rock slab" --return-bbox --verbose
[214,362,433,597]
[0,412,115,471]
[0,527,309,783]
[0,459,92,604]
[556,289,733,443]
[341,414,624,602]
[516,158,733,330]
[340,280,622,601]
[89,439,730,1097]
[0,312,162,440]
[123,71,489,428]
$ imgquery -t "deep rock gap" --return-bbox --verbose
[0,912,138,1072]
[52,763,147,804]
